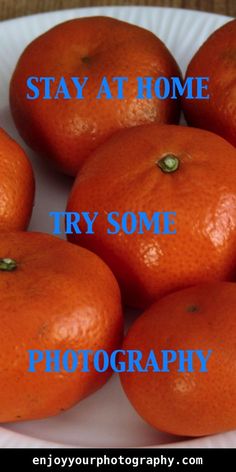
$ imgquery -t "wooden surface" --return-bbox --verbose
[0,0,235,21]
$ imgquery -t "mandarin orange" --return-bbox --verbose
[0,128,34,231]
[0,232,123,422]
[10,16,181,176]
[120,282,236,437]
[182,19,236,147]
[67,124,236,308]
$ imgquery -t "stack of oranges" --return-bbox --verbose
[0,15,236,437]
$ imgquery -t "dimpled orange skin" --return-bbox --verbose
[67,124,236,309]
[9,16,181,176]
[120,282,236,437]
[182,20,236,147]
[0,232,123,422]
[0,128,34,231]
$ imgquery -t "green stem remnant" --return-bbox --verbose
[157,154,179,173]
[0,258,17,271]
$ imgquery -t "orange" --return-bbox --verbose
[10,16,181,176]
[182,19,236,147]
[67,124,236,308]
[0,232,123,422]
[120,282,236,437]
[0,128,34,231]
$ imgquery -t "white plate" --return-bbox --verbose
[0,5,235,449]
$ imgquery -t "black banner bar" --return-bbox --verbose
[0,447,235,471]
